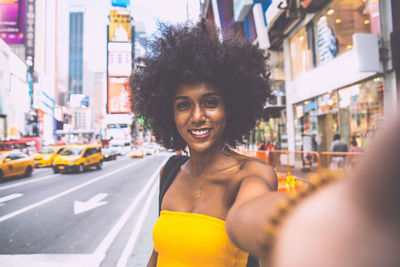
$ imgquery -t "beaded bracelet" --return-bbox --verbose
[262,170,344,259]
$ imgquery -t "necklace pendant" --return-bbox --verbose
[197,189,201,198]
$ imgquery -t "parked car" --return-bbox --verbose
[33,145,65,167]
[102,147,118,161]
[129,148,144,158]
[52,144,103,173]
[0,151,35,178]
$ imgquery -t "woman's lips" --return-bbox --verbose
[188,128,212,139]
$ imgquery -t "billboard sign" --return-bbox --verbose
[108,9,131,42]
[25,0,35,67]
[108,42,132,76]
[107,77,130,114]
[111,0,130,7]
[0,0,25,44]
[233,0,253,22]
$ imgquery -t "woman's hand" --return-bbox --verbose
[271,116,400,267]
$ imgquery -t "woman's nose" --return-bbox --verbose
[191,105,206,123]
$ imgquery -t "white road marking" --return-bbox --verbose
[0,254,104,267]
[74,193,108,215]
[0,158,148,223]
[0,174,60,191]
[94,157,168,259]
[0,193,23,206]
[116,178,158,267]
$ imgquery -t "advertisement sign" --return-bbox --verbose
[107,77,130,114]
[25,0,35,67]
[316,16,337,64]
[108,42,132,76]
[108,9,131,42]
[0,0,25,44]
[233,0,253,22]
[111,0,130,7]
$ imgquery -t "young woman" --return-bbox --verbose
[130,20,278,266]
[131,19,400,267]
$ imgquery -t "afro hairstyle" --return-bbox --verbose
[130,19,272,150]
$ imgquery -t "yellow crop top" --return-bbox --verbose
[153,210,249,267]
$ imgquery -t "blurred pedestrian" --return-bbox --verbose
[258,141,266,151]
[130,19,276,267]
[329,133,348,169]
[349,136,364,167]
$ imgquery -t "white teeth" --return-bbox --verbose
[190,129,210,135]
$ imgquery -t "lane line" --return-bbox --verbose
[0,158,151,223]
[0,253,104,267]
[0,174,60,191]
[116,177,158,267]
[0,193,23,206]
[94,157,168,258]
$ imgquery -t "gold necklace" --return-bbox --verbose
[188,153,230,198]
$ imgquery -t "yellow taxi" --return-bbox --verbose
[129,148,144,158]
[0,151,35,178]
[33,145,65,167]
[52,144,103,173]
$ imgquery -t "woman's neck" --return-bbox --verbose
[188,142,229,176]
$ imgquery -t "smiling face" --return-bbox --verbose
[173,83,227,154]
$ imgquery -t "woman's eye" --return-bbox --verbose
[176,102,190,110]
[204,99,218,108]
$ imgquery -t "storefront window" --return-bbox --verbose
[254,115,287,150]
[314,0,381,65]
[338,77,384,149]
[289,26,314,79]
[294,99,318,151]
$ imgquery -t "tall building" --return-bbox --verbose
[68,10,84,95]
[33,0,57,144]
[54,0,110,136]
[104,1,134,143]
[133,21,146,59]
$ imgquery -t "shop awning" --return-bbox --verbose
[263,105,285,119]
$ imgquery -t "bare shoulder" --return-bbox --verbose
[235,154,278,191]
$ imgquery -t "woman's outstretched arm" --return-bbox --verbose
[225,162,282,257]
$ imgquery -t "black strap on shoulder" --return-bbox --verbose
[158,155,189,215]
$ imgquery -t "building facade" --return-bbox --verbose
[203,0,399,152]
[68,11,84,95]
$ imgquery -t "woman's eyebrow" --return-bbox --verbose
[203,92,222,98]
[173,96,189,101]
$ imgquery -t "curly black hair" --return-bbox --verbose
[130,19,272,150]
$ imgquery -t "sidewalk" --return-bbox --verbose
[125,190,159,267]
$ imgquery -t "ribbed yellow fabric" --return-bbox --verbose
[153,210,249,267]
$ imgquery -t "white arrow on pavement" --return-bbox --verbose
[74,193,108,215]
[0,193,23,206]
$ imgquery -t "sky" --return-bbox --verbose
[130,0,201,36]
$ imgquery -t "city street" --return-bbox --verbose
[0,153,170,267]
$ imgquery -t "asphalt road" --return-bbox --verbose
[0,152,171,267]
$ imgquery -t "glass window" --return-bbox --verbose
[314,0,381,65]
[60,148,83,156]
[39,148,55,154]
[338,77,384,149]
[289,26,314,79]
[294,99,318,151]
